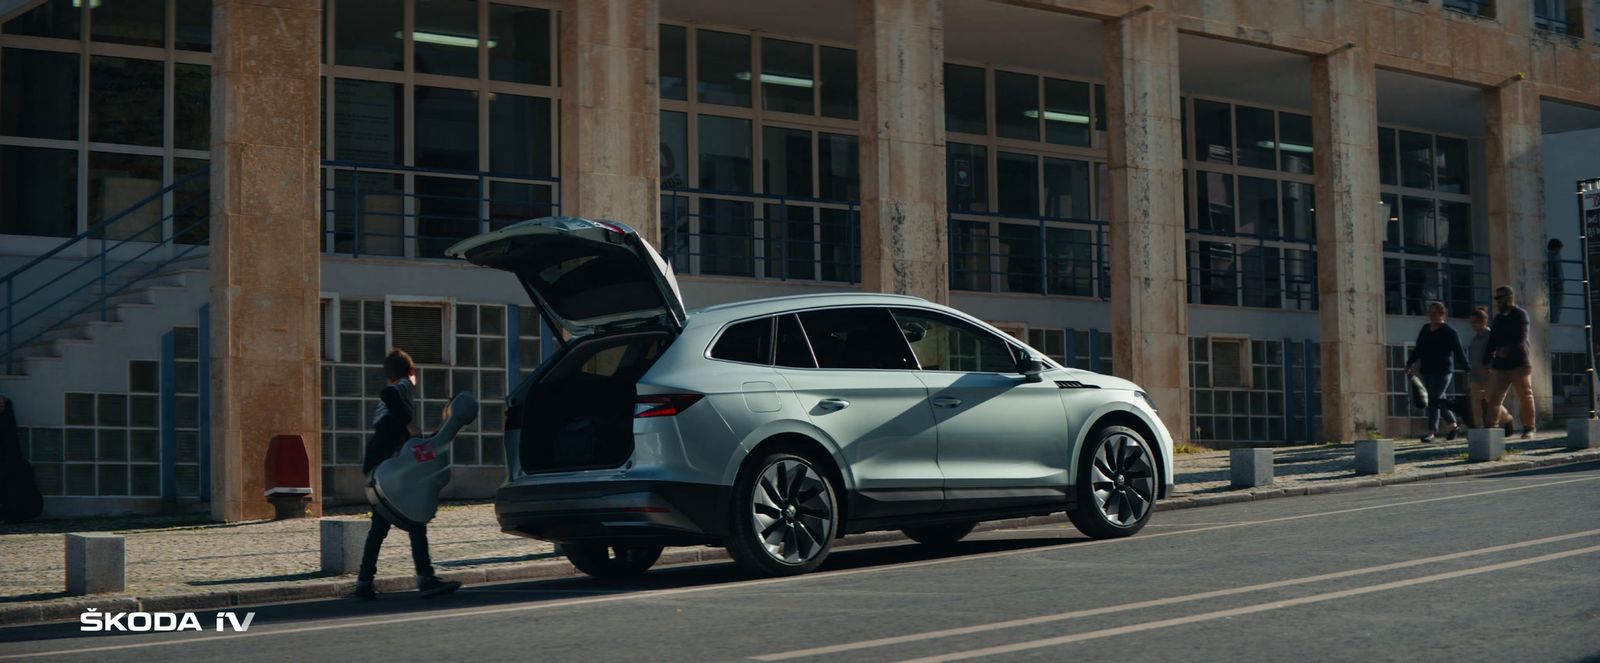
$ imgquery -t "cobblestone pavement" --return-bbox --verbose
[0,430,1581,604]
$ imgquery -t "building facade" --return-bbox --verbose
[1,0,1598,519]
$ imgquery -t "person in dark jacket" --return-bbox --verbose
[1406,301,1470,442]
[1483,285,1537,438]
[0,394,44,523]
[353,350,461,601]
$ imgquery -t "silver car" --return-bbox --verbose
[447,216,1175,578]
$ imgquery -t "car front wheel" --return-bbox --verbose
[725,451,839,577]
[1066,425,1157,539]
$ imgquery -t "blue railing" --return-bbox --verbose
[1551,258,1586,323]
[661,187,860,283]
[2,167,210,374]
[949,212,1109,299]
[1381,246,1490,318]
[1187,230,1318,310]
[321,161,561,260]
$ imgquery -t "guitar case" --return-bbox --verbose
[366,392,479,532]
[0,397,44,523]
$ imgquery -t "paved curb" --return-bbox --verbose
[4,448,1596,628]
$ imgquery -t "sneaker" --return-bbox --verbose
[1446,426,1459,441]
[1420,433,1435,443]
[417,575,461,598]
[352,580,377,601]
[1502,421,1514,436]
[1522,427,1535,439]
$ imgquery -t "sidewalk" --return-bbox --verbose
[2,430,1596,625]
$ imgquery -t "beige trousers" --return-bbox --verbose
[1467,377,1511,428]
[1485,367,1535,429]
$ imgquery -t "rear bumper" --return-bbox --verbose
[494,479,730,546]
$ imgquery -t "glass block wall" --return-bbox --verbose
[1551,351,1591,419]
[1188,337,1321,445]
[1384,343,1469,424]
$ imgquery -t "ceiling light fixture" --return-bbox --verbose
[1257,140,1314,154]
[1023,110,1091,124]
[399,32,497,49]
[735,72,814,88]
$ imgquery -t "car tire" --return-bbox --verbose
[1066,425,1157,539]
[901,522,977,547]
[563,543,663,579]
[725,451,839,577]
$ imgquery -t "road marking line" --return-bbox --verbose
[895,543,1600,663]
[751,528,1600,661]
[3,474,1595,659]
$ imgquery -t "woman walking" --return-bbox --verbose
[1406,301,1470,442]
[1466,307,1511,430]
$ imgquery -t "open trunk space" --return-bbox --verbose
[518,331,674,475]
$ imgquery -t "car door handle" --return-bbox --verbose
[818,398,850,411]
[932,397,962,408]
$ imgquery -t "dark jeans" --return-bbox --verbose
[1420,371,1459,434]
[357,511,434,582]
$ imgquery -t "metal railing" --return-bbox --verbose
[948,212,1109,299]
[1442,0,1493,17]
[2,167,211,374]
[1381,246,1490,318]
[660,187,860,283]
[1550,258,1586,323]
[321,161,561,260]
[1186,230,1318,310]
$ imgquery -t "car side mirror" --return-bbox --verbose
[1017,353,1043,383]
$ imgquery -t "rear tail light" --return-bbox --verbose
[634,394,704,418]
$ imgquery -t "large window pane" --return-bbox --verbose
[1398,130,1433,190]
[1435,135,1469,194]
[818,133,858,201]
[994,70,1038,141]
[489,180,554,230]
[2,0,80,39]
[173,157,209,244]
[660,111,688,188]
[490,4,551,85]
[175,0,211,51]
[1278,112,1313,174]
[996,152,1037,217]
[1238,176,1279,236]
[1043,77,1091,147]
[951,220,992,291]
[334,79,403,164]
[1045,227,1095,296]
[2,48,78,141]
[414,0,478,78]
[947,143,988,212]
[1195,241,1237,305]
[90,0,164,47]
[761,38,813,115]
[490,93,551,177]
[1439,201,1472,252]
[1402,196,1436,250]
[88,152,163,240]
[764,203,814,280]
[762,126,812,196]
[998,223,1041,293]
[1281,181,1315,241]
[174,64,210,151]
[819,46,857,120]
[1234,105,1275,169]
[1378,127,1397,186]
[330,171,404,255]
[1195,171,1235,233]
[416,176,479,258]
[659,24,687,100]
[698,115,751,192]
[1043,157,1089,219]
[336,0,403,70]
[700,198,754,276]
[1381,193,1400,246]
[697,30,751,107]
[414,86,478,170]
[90,56,163,147]
[944,64,986,135]
[1194,100,1232,163]
[0,146,77,237]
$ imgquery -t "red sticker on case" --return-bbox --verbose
[412,443,436,463]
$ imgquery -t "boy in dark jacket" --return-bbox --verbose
[353,350,461,601]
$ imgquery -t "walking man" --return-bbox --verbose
[1483,286,1537,438]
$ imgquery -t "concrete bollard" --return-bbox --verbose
[321,519,372,574]
[65,533,125,595]
[1355,439,1395,475]
[1566,418,1600,450]
[1229,448,1273,488]
[1467,428,1505,462]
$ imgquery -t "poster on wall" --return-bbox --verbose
[1580,178,1600,418]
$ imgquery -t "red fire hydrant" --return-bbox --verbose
[264,434,313,519]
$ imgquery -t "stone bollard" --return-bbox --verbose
[65,533,125,595]
[1229,448,1273,488]
[321,519,372,574]
[1355,439,1395,475]
[1566,418,1600,450]
[1467,428,1505,462]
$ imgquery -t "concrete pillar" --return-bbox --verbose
[1354,439,1395,475]
[65,533,125,595]
[1229,448,1274,488]
[1485,80,1552,423]
[559,0,661,244]
[209,0,323,522]
[1468,427,1506,461]
[1104,5,1188,443]
[1311,46,1386,443]
[320,519,371,574]
[857,0,948,303]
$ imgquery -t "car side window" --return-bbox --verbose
[774,314,817,368]
[710,316,774,364]
[889,308,1016,373]
[795,307,918,370]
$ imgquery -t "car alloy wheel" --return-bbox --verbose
[1088,430,1157,527]
[749,457,836,565]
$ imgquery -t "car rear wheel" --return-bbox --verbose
[563,542,664,579]
[1066,425,1157,539]
[725,451,838,577]
[902,522,977,547]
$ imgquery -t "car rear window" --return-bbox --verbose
[795,308,917,370]
[710,317,773,364]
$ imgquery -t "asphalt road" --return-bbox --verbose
[4,461,1600,662]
